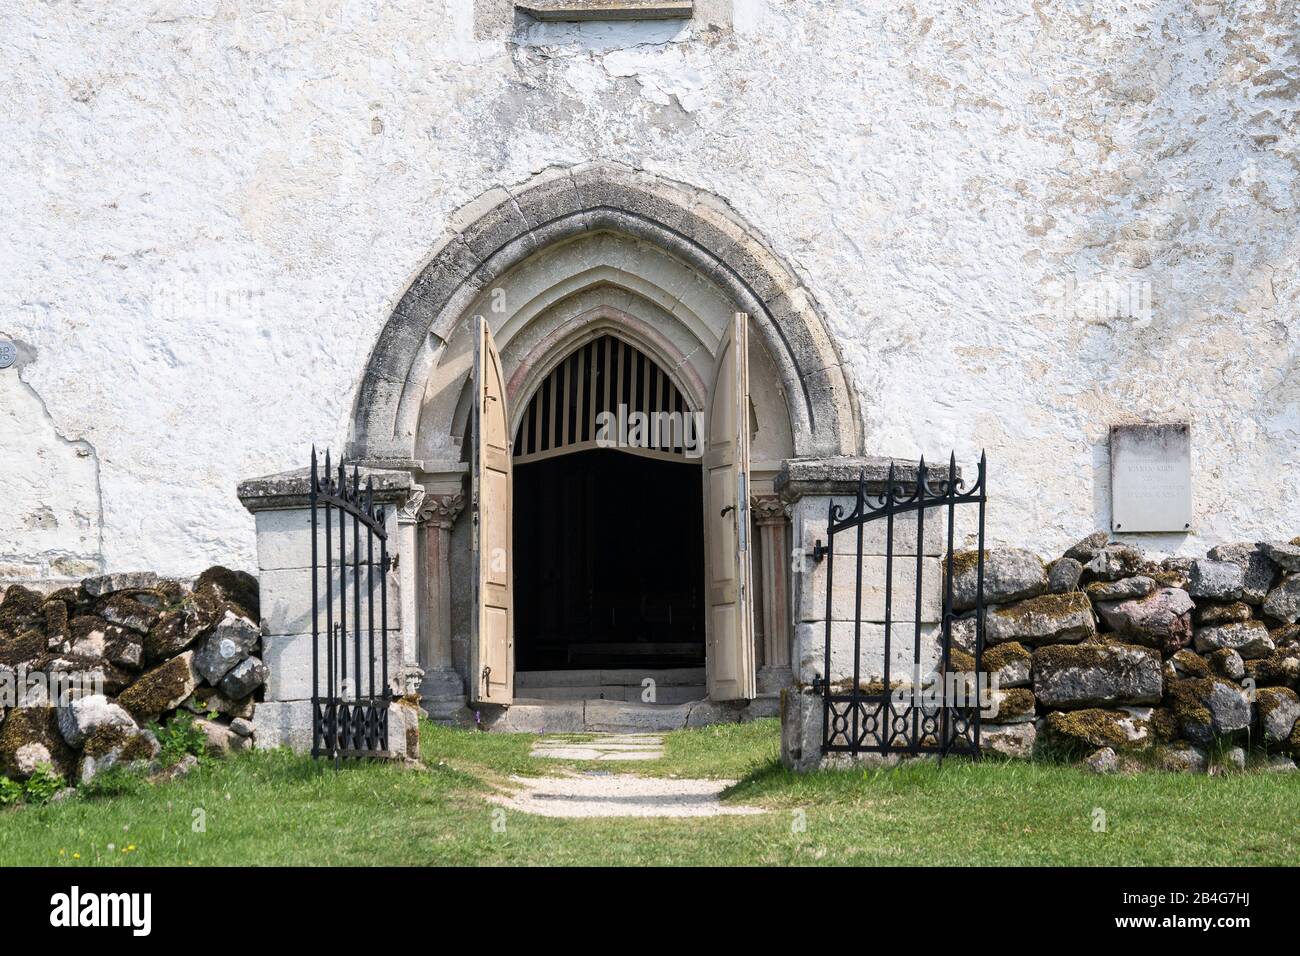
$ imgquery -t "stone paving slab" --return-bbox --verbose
[531,733,665,761]
[491,774,766,818]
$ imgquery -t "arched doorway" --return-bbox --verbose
[347,164,864,718]
[513,334,706,685]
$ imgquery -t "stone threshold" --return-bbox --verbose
[434,695,779,733]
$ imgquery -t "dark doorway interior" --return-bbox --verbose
[514,448,705,671]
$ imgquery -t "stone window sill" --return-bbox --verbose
[515,1,693,21]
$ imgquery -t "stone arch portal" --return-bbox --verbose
[344,164,865,719]
[348,163,862,465]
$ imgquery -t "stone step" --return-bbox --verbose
[460,696,780,733]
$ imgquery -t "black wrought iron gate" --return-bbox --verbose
[310,448,392,760]
[816,454,987,758]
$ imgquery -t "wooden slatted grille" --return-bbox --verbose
[513,334,694,463]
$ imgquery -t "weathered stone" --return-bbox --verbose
[984,591,1095,646]
[76,724,159,784]
[63,616,143,671]
[1064,531,1109,563]
[1094,587,1194,652]
[1046,557,1083,593]
[1032,643,1163,708]
[1206,647,1245,680]
[192,716,238,756]
[143,589,226,664]
[230,717,255,737]
[94,592,159,635]
[1194,601,1253,625]
[1160,744,1207,773]
[1045,707,1152,751]
[1193,620,1274,659]
[1188,559,1243,601]
[0,585,49,632]
[950,614,977,654]
[1085,576,1155,602]
[1243,649,1300,687]
[56,694,137,748]
[1264,756,1298,773]
[1084,544,1144,581]
[1206,542,1278,605]
[1170,649,1210,678]
[1168,678,1251,745]
[1257,687,1300,747]
[950,549,1046,612]
[81,572,160,598]
[1260,542,1300,572]
[194,566,260,620]
[1272,622,1300,649]
[42,599,69,644]
[1084,747,1118,773]
[194,609,260,684]
[981,721,1036,759]
[217,656,268,699]
[0,707,75,781]
[0,627,46,668]
[1262,576,1300,623]
[987,687,1035,723]
[984,641,1031,688]
[117,652,200,721]
[182,687,255,719]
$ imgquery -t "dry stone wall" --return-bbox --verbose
[954,534,1300,773]
[0,567,265,789]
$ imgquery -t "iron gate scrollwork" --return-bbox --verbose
[310,448,392,760]
[816,453,988,758]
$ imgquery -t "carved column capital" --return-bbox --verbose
[419,492,466,530]
[396,488,427,524]
[751,494,789,526]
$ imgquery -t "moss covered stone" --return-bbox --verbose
[1256,687,1300,746]
[990,687,1036,722]
[0,586,44,633]
[1170,649,1211,678]
[1045,707,1152,751]
[1167,677,1251,745]
[117,651,199,721]
[985,591,1096,646]
[0,627,46,668]
[1243,649,1300,687]
[194,566,260,620]
[1032,642,1162,708]
[1205,647,1245,680]
[0,707,75,781]
[984,641,1031,687]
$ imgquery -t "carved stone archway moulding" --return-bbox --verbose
[348,162,864,465]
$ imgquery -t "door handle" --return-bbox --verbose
[720,504,735,518]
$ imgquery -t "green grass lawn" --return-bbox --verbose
[1,719,1296,866]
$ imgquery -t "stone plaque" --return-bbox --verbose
[0,340,14,369]
[1110,423,1192,533]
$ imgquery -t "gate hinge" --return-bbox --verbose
[811,539,828,563]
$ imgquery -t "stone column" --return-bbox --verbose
[395,488,426,698]
[417,492,465,710]
[752,494,792,694]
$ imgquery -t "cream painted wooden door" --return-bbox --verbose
[703,312,756,701]
[470,316,514,705]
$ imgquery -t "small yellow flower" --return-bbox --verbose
[72,853,80,860]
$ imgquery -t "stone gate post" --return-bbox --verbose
[775,456,944,771]
[236,466,421,756]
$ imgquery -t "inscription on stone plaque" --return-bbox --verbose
[1110,423,1191,533]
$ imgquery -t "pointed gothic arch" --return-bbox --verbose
[348,163,862,463]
